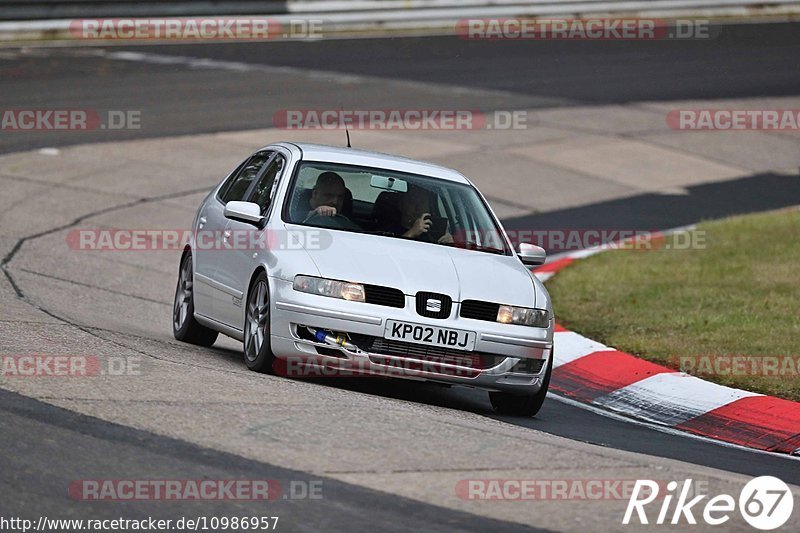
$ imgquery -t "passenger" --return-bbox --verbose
[392,185,453,244]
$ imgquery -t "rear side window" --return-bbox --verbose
[218,151,272,203]
[248,155,286,215]
[216,159,247,201]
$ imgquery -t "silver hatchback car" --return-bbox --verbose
[173,142,554,415]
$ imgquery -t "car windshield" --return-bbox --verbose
[283,161,510,255]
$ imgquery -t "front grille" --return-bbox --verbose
[364,284,405,308]
[460,300,500,322]
[368,337,505,370]
[415,291,452,319]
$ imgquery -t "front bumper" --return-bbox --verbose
[269,277,553,393]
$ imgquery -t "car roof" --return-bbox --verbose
[266,142,471,184]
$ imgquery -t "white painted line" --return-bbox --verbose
[593,372,761,426]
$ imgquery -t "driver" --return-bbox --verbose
[306,172,347,219]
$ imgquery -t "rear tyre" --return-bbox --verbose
[243,272,276,373]
[172,253,218,347]
[489,357,552,417]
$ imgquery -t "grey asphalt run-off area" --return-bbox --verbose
[1,22,800,531]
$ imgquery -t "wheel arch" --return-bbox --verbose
[242,265,269,324]
[179,245,192,271]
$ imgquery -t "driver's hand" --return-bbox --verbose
[405,213,432,238]
[311,205,337,217]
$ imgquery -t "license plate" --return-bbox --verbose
[384,320,476,351]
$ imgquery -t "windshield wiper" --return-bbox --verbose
[439,241,506,255]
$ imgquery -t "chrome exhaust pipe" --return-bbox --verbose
[305,326,358,352]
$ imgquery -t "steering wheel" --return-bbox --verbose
[302,213,362,231]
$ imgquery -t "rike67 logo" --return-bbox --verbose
[624,476,794,530]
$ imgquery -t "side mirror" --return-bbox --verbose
[224,201,263,226]
[518,242,546,266]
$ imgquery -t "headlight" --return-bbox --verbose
[293,275,365,303]
[496,305,549,327]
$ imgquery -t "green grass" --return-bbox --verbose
[547,209,800,401]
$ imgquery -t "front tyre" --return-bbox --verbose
[243,272,276,373]
[489,356,552,417]
[172,253,218,346]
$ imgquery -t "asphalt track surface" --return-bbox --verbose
[1,21,800,531]
[2,22,800,154]
[0,388,536,532]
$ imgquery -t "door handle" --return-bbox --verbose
[223,230,231,241]
[198,216,207,229]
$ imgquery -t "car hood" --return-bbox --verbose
[299,229,537,307]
